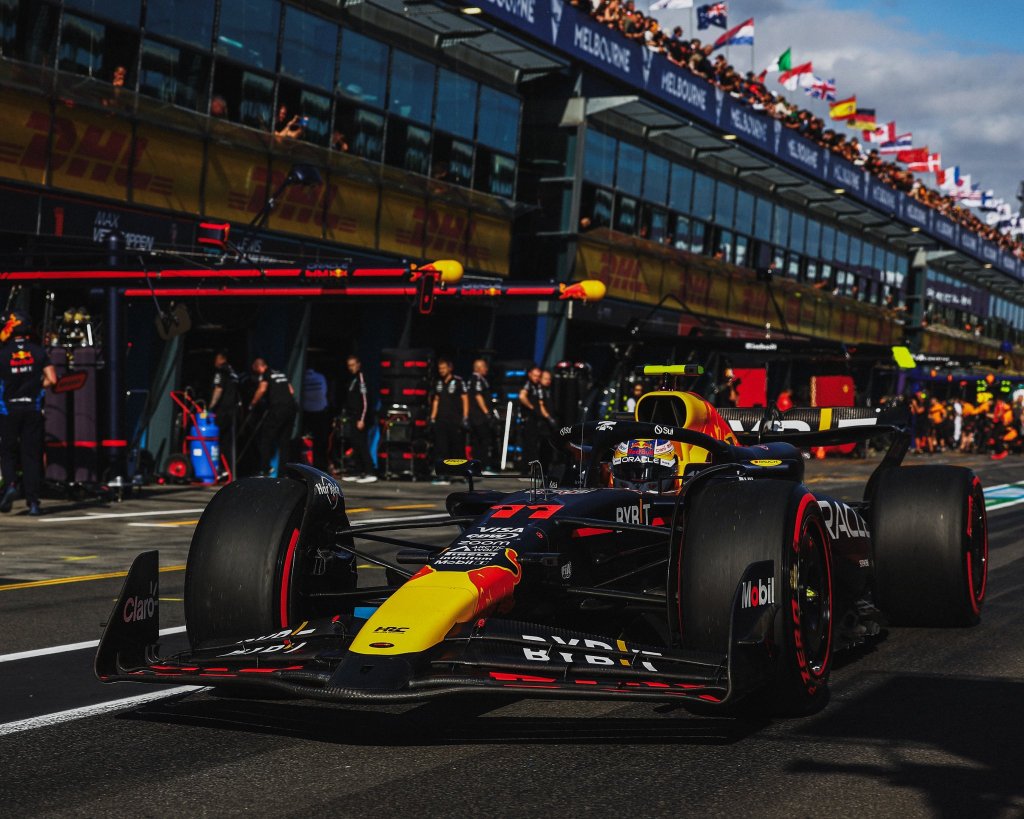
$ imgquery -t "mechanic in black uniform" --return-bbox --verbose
[249,357,297,477]
[467,358,497,474]
[208,349,240,476]
[429,357,468,485]
[517,365,552,474]
[0,311,57,515]
[342,355,376,483]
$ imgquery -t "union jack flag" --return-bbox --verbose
[804,76,837,101]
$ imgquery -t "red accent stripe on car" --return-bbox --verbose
[280,528,300,628]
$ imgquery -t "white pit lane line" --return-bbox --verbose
[0,686,207,736]
[44,508,206,522]
[0,625,188,664]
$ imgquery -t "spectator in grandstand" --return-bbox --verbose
[210,95,229,118]
[331,130,349,152]
[275,105,305,140]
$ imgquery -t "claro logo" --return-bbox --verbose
[123,581,157,623]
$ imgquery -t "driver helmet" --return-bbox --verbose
[611,439,678,492]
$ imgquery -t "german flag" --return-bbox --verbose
[846,108,877,131]
[829,96,856,120]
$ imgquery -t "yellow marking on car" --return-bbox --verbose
[290,620,309,636]
[616,639,631,666]
[348,571,481,656]
[61,555,99,562]
[159,597,184,602]
[750,459,782,467]
[818,408,833,431]
[356,565,386,570]
[383,504,436,511]
[0,564,186,592]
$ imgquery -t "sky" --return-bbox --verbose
[641,0,1024,207]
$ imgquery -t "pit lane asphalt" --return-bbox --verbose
[1,456,1023,817]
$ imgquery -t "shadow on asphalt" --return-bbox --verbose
[787,673,1024,819]
[124,692,766,746]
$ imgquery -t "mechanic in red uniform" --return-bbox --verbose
[0,311,57,515]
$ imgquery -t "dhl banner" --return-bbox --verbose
[467,213,510,276]
[379,190,427,259]
[576,239,662,305]
[45,105,132,200]
[0,90,47,186]
[376,193,510,276]
[324,175,377,249]
[132,125,201,213]
[204,144,269,225]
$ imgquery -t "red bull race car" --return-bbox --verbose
[97,366,988,716]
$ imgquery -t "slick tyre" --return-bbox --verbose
[871,466,987,627]
[679,480,833,716]
[184,476,306,648]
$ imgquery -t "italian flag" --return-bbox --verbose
[765,48,792,73]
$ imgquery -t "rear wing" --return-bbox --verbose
[717,406,909,447]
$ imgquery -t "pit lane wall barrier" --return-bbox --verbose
[0,85,511,276]
[477,0,1021,283]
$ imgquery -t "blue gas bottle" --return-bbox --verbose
[189,411,220,483]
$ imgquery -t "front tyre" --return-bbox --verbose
[679,480,833,715]
[871,466,987,627]
[184,477,306,648]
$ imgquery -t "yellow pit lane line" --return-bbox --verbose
[61,555,99,562]
[383,504,437,511]
[0,564,186,592]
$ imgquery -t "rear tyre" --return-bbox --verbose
[679,479,833,716]
[871,466,987,627]
[184,477,306,648]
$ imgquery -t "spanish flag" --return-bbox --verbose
[829,96,856,120]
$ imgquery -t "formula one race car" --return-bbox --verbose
[97,366,988,716]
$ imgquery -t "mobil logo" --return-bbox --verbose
[741,576,774,609]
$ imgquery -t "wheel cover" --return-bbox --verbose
[791,499,833,687]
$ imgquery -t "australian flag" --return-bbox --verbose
[697,2,727,30]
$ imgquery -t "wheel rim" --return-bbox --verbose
[168,458,187,478]
[795,509,832,681]
[966,478,988,613]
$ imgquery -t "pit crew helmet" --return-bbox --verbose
[611,439,679,492]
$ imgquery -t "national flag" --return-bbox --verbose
[650,0,694,10]
[979,190,999,210]
[713,17,753,48]
[896,148,928,164]
[846,108,877,130]
[829,96,856,120]
[804,76,837,101]
[939,167,961,193]
[778,61,813,91]
[697,2,727,29]
[866,121,897,144]
[765,48,792,73]
[878,133,913,154]
[906,153,941,173]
